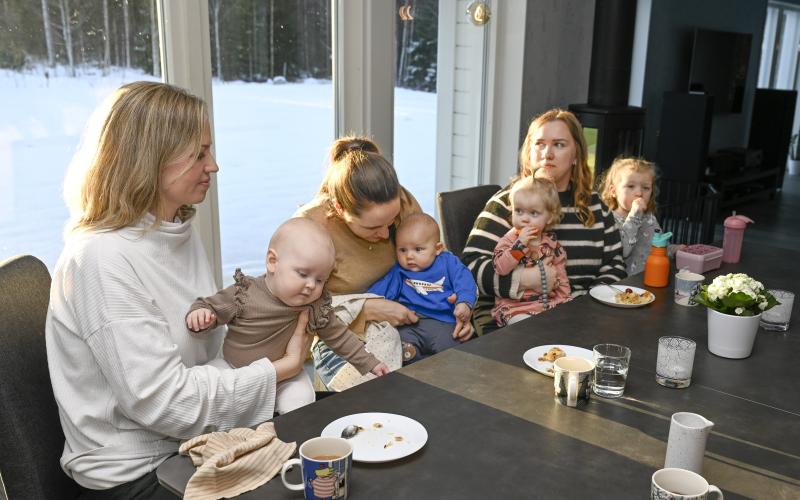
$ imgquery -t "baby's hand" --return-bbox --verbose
[447,293,457,304]
[454,302,471,322]
[452,303,474,342]
[370,362,390,377]
[630,197,647,216]
[516,226,539,246]
[186,308,216,332]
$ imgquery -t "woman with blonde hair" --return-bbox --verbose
[47,81,309,498]
[462,108,626,334]
[296,136,474,390]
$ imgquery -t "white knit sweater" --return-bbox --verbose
[45,214,277,490]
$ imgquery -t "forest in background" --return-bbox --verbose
[0,0,437,91]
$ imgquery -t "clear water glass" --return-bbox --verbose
[760,290,794,332]
[656,336,696,389]
[592,344,631,398]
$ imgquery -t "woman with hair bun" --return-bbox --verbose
[297,136,473,390]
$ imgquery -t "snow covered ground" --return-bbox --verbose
[0,67,436,279]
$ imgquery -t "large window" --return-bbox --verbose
[0,1,160,270]
[393,0,438,215]
[208,0,334,282]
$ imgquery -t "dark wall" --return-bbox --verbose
[641,0,767,159]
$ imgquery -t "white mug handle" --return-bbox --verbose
[708,485,724,499]
[567,373,578,407]
[280,458,304,491]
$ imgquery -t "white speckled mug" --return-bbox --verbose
[651,468,723,499]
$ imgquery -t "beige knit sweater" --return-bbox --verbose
[188,270,379,373]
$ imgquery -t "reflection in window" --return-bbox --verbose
[0,1,160,270]
[394,0,438,216]
[208,1,334,282]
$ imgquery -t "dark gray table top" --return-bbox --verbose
[158,243,800,499]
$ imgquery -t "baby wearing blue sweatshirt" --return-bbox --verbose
[368,213,477,364]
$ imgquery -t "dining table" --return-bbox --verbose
[157,242,799,499]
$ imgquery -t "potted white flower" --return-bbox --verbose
[694,273,779,358]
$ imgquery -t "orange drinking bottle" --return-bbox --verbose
[643,231,672,287]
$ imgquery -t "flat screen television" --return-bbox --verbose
[688,28,752,114]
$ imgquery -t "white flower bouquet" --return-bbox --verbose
[694,273,778,317]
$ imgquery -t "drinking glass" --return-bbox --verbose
[656,336,696,389]
[760,289,794,332]
[592,344,631,398]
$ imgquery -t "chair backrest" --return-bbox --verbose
[657,180,720,245]
[436,184,502,257]
[0,255,80,500]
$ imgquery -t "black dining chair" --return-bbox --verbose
[657,180,720,245]
[436,184,501,257]
[0,255,80,500]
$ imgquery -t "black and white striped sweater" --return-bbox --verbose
[461,184,627,301]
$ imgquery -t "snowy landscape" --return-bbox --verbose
[0,67,436,280]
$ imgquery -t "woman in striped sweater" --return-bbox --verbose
[462,109,627,334]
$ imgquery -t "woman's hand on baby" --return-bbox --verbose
[186,308,216,332]
[365,298,419,326]
[274,311,312,382]
[370,362,390,377]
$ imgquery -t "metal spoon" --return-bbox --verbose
[600,283,627,294]
[340,424,363,439]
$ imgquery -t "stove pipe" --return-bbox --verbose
[588,0,638,108]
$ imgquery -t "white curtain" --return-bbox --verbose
[758,6,779,87]
[775,9,800,90]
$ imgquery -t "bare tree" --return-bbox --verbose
[122,0,130,67]
[209,0,222,79]
[269,0,274,78]
[41,0,55,66]
[150,0,160,76]
[58,0,74,75]
[102,0,110,71]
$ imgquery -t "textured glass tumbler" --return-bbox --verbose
[656,336,696,389]
[760,290,794,332]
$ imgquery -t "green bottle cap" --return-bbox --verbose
[651,231,672,247]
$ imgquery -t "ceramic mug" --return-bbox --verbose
[281,436,353,500]
[651,468,723,499]
[674,269,705,306]
[553,356,595,407]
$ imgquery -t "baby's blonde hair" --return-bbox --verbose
[509,177,562,232]
[599,157,659,214]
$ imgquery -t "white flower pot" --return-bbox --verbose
[707,309,761,359]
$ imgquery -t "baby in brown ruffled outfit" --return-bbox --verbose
[186,217,388,414]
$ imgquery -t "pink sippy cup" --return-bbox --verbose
[722,213,754,264]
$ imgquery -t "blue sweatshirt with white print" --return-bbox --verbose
[367,251,477,324]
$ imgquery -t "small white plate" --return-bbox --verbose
[522,345,594,377]
[589,285,655,308]
[320,413,428,463]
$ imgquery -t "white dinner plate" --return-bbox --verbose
[320,413,428,463]
[589,285,655,308]
[522,345,594,377]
